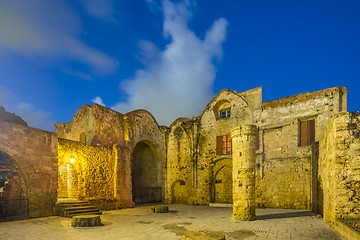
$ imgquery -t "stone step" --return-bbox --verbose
[66,209,102,218]
[55,199,102,218]
[63,206,99,217]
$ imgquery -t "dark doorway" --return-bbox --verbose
[131,142,162,204]
[0,150,28,219]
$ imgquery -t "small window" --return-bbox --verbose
[215,179,222,184]
[220,109,231,119]
[179,180,185,185]
[175,128,184,139]
[216,135,232,155]
[299,119,315,146]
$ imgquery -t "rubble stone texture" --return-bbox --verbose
[231,125,256,221]
[71,214,101,227]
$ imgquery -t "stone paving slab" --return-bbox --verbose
[0,204,344,240]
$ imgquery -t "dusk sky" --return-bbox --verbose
[0,0,359,131]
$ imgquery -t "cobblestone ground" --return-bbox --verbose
[0,204,343,240]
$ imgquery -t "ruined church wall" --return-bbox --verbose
[194,88,262,205]
[126,110,166,204]
[165,118,196,204]
[255,87,347,210]
[318,112,360,224]
[57,139,117,204]
[55,104,126,148]
[56,105,165,207]
[0,122,58,218]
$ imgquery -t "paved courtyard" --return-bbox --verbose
[0,204,343,240]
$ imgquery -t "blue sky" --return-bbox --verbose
[0,0,359,131]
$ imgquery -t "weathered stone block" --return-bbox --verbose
[71,215,102,227]
[151,206,169,213]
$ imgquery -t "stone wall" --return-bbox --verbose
[165,86,347,210]
[165,88,262,205]
[255,86,347,209]
[57,138,117,202]
[318,111,360,223]
[56,104,166,207]
[0,121,58,218]
[165,118,196,204]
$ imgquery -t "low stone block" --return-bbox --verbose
[183,230,226,240]
[151,206,169,213]
[71,215,102,227]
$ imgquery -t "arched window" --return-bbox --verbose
[174,127,184,139]
[213,100,231,120]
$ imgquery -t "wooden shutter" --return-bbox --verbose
[300,119,315,146]
[300,120,308,146]
[216,136,222,155]
[227,135,232,154]
[309,119,315,145]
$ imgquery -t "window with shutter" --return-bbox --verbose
[216,135,232,155]
[299,119,315,146]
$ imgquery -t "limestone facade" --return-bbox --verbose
[0,86,358,236]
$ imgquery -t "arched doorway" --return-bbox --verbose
[58,163,79,199]
[214,165,232,203]
[0,150,28,218]
[131,142,162,204]
[210,158,232,204]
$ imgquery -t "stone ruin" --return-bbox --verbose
[0,86,359,238]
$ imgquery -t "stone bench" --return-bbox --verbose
[183,230,226,240]
[151,206,169,213]
[71,214,102,227]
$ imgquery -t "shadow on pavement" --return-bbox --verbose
[256,211,315,220]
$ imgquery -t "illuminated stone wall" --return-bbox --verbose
[57,138,117,201]
[255,87,347,209]
[165,118,195,204]
[318,111,360,223]
[56,105,166,208]
[165,86,347,210]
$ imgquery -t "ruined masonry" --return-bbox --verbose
[0,86,359,239]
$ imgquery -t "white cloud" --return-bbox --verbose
[113,0,227,126]
[0,0,116,74]
[77,0,115,22]
[0,86,54,131]
[91,97,106,107]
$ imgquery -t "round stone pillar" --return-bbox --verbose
[230,125,257,221]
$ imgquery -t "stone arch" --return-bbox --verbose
[131,141,162,204]
[213,100,231,120]
[210,157,232,203]
[0,149,28,217]
[58,162,79,199]
[170,179,188,204]
[79,132,86,145]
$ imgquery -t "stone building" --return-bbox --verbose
[0,86,359,238]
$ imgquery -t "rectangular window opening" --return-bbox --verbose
[299,119,315,146]
[220,109,231,119]
[217,135,232,155]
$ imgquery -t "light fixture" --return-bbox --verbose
[70,158,75,164]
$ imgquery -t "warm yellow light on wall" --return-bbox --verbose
[70,158,75,164]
